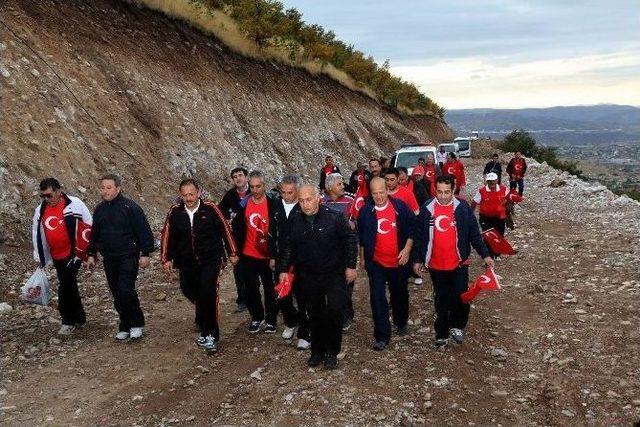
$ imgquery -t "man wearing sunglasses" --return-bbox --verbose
[32,178,93,336]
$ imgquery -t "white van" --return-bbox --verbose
[392,145,437,175]
[438,142,459,156]
[454,137,472,157]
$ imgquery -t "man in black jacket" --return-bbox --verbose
[87,174,154,341]
[161,179,238,353]
[218,167,250,312]
[231,171,280,334]
[319,155,340,192]
[347,162,371,194]
[279,184,357,370]
[483,154,502,184]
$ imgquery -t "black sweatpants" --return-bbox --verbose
[103,255,144,332]
[294,280,310,341]
[233,263,246,306]
[52,256,86,326]
[298,271,347,356]
[342,281,355,325]
[479,214,507,257]
[179,261,223,339]
[429,267,470,340]
[241,256,277,325]
[367,262,409,343]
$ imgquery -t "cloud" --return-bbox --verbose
[392,51,640,108]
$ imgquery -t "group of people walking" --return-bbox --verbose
[31,149,526,370]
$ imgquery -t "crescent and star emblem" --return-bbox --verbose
[377,218,396,235]
[81,228,91,242]
[44,216,60,231]
[434,215,455,232]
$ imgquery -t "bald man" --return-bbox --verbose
[279,185,357,370]
[357,178,415,350]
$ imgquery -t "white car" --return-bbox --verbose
[392,145,437,175]
[454,137,472,157]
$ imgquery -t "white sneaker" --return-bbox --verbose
[414,278,423,285]
[130,327,144,340]
[115,331,130,341]
[58,324,75,336]
[450,328,464,344]
[297,338,311,350]
[282,326,297,340]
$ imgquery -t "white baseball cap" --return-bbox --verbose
[485,173,498,181]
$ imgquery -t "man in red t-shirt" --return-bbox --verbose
[444,152,466,196]
[506,151,527,196]
[32,178,92,336]
[384,168,420,215]
[357,178,416,350]
[232,171,279,335]
[470,172,510,242]
[411,175,493,348]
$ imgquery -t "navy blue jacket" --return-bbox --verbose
[357,197,416,271]
[411,197,490,267]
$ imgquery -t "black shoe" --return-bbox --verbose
[342,319,352,332]
[264,323,277,334]
[307,352,325,367]
[373,340,387,351]
[248,320,264,334]
[435,338,449,348]
[324,354,338,370]
[397,326,408,336]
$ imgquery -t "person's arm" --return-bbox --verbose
[470,190,481,211]
[506,159,514,176]
[32,206,41,264]
[87,206,100,258]
[131,203,155,256]
[483,162,491,175]
[218,190,232,220]
[319,169,326,191]
[411,206,427,264]
[467,204,490,260]
[211,202,238,264]
[160,208,175,275]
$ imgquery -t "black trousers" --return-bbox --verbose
[241,256,277,324]
[103,256,144,331]
[509,178,524,195]
[179,261,222,339]
[52,256,85,326]
[367,262,409,343]
[294,280,310,341]
[233,263,246,305]
[479,214,507,257]
[429,267,470,340]
[343,281,355,324]
[298,271,346,356]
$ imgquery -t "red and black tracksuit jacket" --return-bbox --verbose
[161,199,237,268]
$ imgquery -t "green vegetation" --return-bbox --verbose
[499,129,583,177]
[188,0,442,117]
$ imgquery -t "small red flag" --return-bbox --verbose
[74,221,92,261]
[275,267,295,299]
[482,228,517,255]
[507,190,523,204]
[349,182,368,220]
[461,267,501,303]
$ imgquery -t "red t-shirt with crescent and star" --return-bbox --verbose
[42,202,72,261]
[243,197,270,259]
[428,201,459,271]
[373,202,399,268]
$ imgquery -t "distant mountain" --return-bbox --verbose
[446,105,640,145]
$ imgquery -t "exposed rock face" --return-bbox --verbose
[0,0,451,233]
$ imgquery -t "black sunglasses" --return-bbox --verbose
[40,193,55,199]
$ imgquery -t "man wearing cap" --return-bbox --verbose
[470,172,510,256]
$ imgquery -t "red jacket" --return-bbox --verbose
[473,184,509,219]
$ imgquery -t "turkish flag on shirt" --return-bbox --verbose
[243,198,270,259]
[460,266,501,303]
[482,228,517,255]
[74,220,92,261]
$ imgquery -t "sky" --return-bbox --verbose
[280,0,640,110]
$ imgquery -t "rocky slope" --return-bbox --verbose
[1,157,639,426]
[0,0,451,239]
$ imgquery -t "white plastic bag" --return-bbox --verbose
[21,268,51,306]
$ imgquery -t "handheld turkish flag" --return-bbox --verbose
[460,266,501,303]
[74,221,92,261]
[350,182,368,220]
[482,228,517,255]
[275,267,295,300]
[507,190,523,204]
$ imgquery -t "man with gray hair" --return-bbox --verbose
[87,174,154,341]
[321,172,356,331]
[279,184,357,370]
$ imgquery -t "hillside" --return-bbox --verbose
[0,0,451,237]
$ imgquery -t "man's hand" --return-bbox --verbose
[278,272,288,284]
[345,268,357,283]
[162,260,174,278]
[139,256,151,268]
[397,248,410,266]
[85,256,96,270]
[229,255,239,266]
[413,262,423,276]
[483,256,495,269]
[269,259,276,271]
